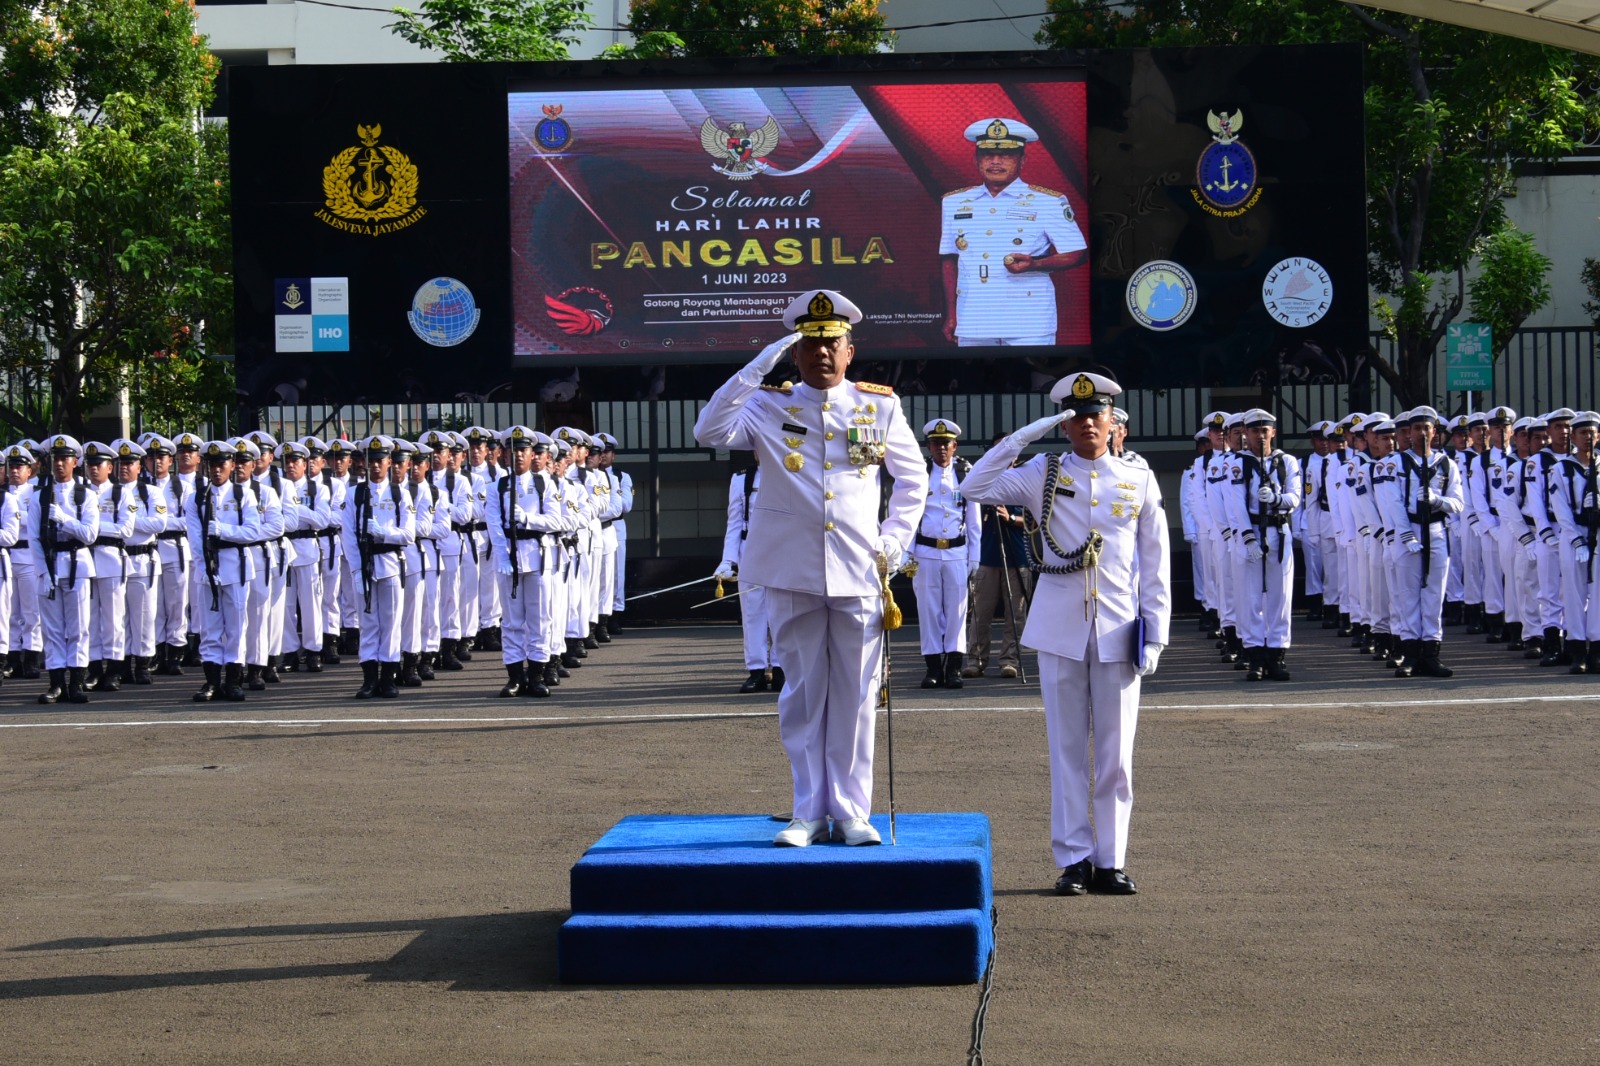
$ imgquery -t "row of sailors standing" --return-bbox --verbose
[1,425,633,704]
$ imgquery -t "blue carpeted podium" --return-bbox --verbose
[559,812,993,984]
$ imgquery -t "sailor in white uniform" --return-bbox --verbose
[910,418,981,688]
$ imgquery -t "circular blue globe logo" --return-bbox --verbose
[1126,260,1197,331]
[408,277,480,347]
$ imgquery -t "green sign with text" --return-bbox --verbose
[1446,323,1493,391]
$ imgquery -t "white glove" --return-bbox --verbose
[206,519,219,537]
[1244,541,1264,563]
[714,561,736,581]
[1183,532,1198,544]
[1134,643,1163,677]
[1525,542,1539,563]
[1584,492,1597,510]
[1420,488,1438,505]
[512,504,530,526]
[876,536,902,572]
[1257,486,1278,504]
[1009,413,1064,448]
[738,331,801,385]
[1577,545,1593,565]
[967,559,980,580]
[1405,539,1423,555]
[49,504,66,524]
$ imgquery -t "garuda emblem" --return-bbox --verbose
[322,124,420,223]
[699,116,781,181]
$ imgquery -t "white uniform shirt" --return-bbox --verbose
[187,479,263,587]
[913,461,981,565]
[940,177,1084,340]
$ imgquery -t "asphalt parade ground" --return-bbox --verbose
[2,619,1597,1065]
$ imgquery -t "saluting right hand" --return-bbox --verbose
[741,331,802,381]
[1009,413,1064,448]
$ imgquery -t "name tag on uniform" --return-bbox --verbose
[781,423,807,435]
[954,212,972,219]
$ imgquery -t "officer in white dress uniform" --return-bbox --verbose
[189,440,262,703]
[694,288,928,848]
[1222,409,1301,681]
[6,444,43,682]
[112,438,167,686]
[596,433,633,635]
[279,441,332,673]
[963,372,1170,895]
[939,118,1086,347]
[342,435,414,699]
[30,435,99,704]
[717,458,780,693]
[910,418,981,688]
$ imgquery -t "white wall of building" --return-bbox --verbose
[1506,171,1600,327]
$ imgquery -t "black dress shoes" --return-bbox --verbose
[1054,858,1092,896]
[1089,867,1138,895]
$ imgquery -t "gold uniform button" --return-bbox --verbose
[825,431,835,440]
[1091,498,1099,506]
[1090,471,1099,479]
[825,491,835,500]
[822,402,832,411]
[824,461,833,470]
[825,522,835,531]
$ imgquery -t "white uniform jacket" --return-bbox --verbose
[939,178,1084,340]
[187,480,263,587]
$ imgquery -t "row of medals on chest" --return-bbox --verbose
[781,401,884,474]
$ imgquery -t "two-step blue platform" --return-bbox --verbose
[558,812,993,984]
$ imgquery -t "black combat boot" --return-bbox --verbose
[1386,635,1406,669]
[1464,604,1485,634]
[305,651,323,673]
[571,630,588,658]
[1220,626,1240,664]
[561,639,583,669]
[921,654,943,688]
[552,655,570,679]
[355,660,379,699]
[3,649,16,678]
[945,653,966,690]
[282,651,301,673]
[1394,640,1417,678]
[151,645,171,676]
[1232,634,1247,670]
[1414,640,1454,677]
[1538,628,1564,666]
[1485,612,1506,643]
[1306,594,1323,621]
[1569,639,1589,674]
[1506,622,1526,651]
[131,656,153,685]
[1321,604,1340,630]
[1244,647,1266,682]
[193,663,220,702]
[1588,640,1600,675]
[245,665,266,691]
[340,627,359,656]
[1442,600,1463,626]
[1266,648,1292,681]
[261,656,281,683]
[20,649,42,679]
[183,633,203,666]
[499,662,524,698]
[769,666,785,690]
[38,668,67,704]
[439,639,464,671]
[521,662,550,698]
[400,652,423,687]
[85,659,104,690]
[321,633,342,665]
[594,618,612,644]
[417,652,436,681]
[606,614,622,636]
[544,658,561,686]
[222,664,247,701]
[377,662,401,698]
[455,636,473,663]
[738,669,768,693]
[1336,612,1353,637]
[66,667,90,704]
[583,626,600,650]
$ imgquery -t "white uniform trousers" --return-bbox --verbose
[11,555,39,653]
[244,547,273,666]
[198,580,247,667]
[287,563,323,653]
[546,553,572,655]
[1499,530,1531,628]
[597,545,617,620]
[498,569,547,665]
[912,558,970,655]
[0,553,12,656]
[438,553,463,640]
[1347,539,1370,628]
[1533,542,1563,631]
[586,547,603,626]
[1481,525,1507,614]
[612,525,628,614]
[1461,519,1484,606]
[399,567,424,655]
[1236,528,1294,649]
[1301,529,1323,597]
[1201,531,1222,611]
[1039,627,1140,870]
[189,566,206,639]
[358,575,402,663]
[459,537,482,639]
[1559,544,1600,640]
[156,549,189,646]
[1444,519,1464,602]
[123,555,159,658]
[420,550,441,653]
[536,567,560,661]
[318,548,341,638]
[1211,531,1236,629]
[1188,537,1208,609]
[1318,529,1342,609]
[40,573,92,669]
[477,544,501,629]
[1382,538,1403,636]
[1392,524,1449,641]
[765,588,883,823]
[339,557,362,631]
[90,573,128,662]
[566,553,596,639]
[265,555,288,657]
[739,584,772,671]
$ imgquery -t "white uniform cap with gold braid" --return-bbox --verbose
[82,441,113,463]
[1048,371,1122,414]
[46,434,84,460]
[964,117,1038,150]
[922,419,962,440]
[110,438,147,461]
[782,289,862,338]
[502,425,536,449]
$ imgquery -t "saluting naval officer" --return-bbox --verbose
[910,418,981,688]
[962,372,1171,895]
[940,117,1086,347]
[693,288,928,848]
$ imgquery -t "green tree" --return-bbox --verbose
[389,0,596,61]
[1467,225,1553,359]
[1037,0,1599,407]
[625,0,893,57]
[0,0,232,438]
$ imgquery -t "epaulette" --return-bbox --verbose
[855,381,895,397]
[1028,183,1066,198]
[759,383,794,395]
[943,184,980,198]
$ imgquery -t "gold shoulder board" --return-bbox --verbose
[1028,183,1066,198]
[855,382,895,397]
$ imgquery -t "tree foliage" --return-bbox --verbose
[388,0,596,61]
[1037,0,1600,406]
[625,0,893,57]
[0,0,232,437]
[1468,225,1552,357]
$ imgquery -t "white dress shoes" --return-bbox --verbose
[773,817,830,847]
[831,816,882,846]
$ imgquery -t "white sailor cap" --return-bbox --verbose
[279,441,310,460]
[392,438,419,457]
[1193,428,1209,442]
[1368,417,1397,434]
[4,443,33,463]
[1392,408,1415,424]
[1049,371,1122,414]
[1223,412,1247,430]
[1307,420,1332,437]
[144,434,176,456]
[922,419,961,440]
[174,432,204,451]
[82,440,114,463]
[412,440,433,457]
[448,431,468,450]
[1111,407,1130,425]
[1526,415,1549,431]
[418,429,451,451]
[17,437,39,453]
[1570,410,1600,429]
[552,437,572,457]
[361,434,394,456]
[1544,407,1577,422]
[324,438,352,457]
[593,431,618,451]
[1464,411,1488,427]
[1512,416,1535,432]
[230,437,261,461]
[782,289,862,338]
[201,440,234,462]
[1242,408,1276,429]
[502,425,537,449]
[45,434,83,459]
[1407,406,1442,426]
[964,117,1038,150]
[463,426,496,446]
[1202,410,1229,432]
[110,438,146,461]
[1444,415,1464,432]
[299,435,328,456]
[1487,406,1516,426]
[552,426,593,449]
[246,430,278,451]
[532,431,554,451]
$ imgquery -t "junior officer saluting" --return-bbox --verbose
[694,289,928,848]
